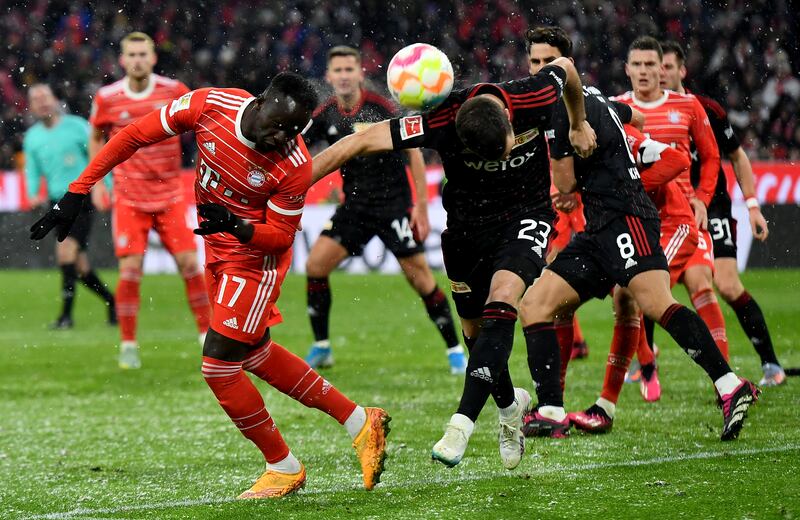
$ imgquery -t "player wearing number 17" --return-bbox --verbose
[310,56,597,469]
[30,73,390,498]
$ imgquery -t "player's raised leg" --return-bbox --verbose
[397,252,466,374]
[208,257,390,492]
[304,234,348,368]
[629,269,759,440]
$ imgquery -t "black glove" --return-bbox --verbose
[29,192,87,241]
[194,203,251,241]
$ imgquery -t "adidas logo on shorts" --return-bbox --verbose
[222,317,238,330]
[624,257,638,270]
[470,366,493,382]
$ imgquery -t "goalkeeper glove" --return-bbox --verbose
[29,192,87,241]
[193,203,253,242]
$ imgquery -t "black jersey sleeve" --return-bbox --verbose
[545,101,572,159]
[497,65,566,125]
[611,101,633,124]
[701,97,740,156]
[388,95,458,151]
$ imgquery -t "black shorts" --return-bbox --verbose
[321,206,424,258]
[50,198,94,250]
[441,210,553,319]
[707,208,737,259]
[547,215,668,301]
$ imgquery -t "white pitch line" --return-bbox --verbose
[22,444,800,520]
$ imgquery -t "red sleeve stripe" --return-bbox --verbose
[427,104,460,125]
[514,94,558,109]
[508,85,555,98]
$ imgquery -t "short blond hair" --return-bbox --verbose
[121,31,155,53]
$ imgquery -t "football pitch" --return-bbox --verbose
[1,269,798,519]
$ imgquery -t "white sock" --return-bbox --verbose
[120,340,138,350]
[538,405,566,422]
[449,413,475,436]
[714,372,741,396]
[344,406,367,439]
[447,345,464,355]
[499,398,518,420]
[313,339,331,348]
[267,451,302,474]
[596,397,616,418]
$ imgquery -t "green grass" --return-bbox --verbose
[1,269,798,519]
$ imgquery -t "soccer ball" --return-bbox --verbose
[386,43,454,111]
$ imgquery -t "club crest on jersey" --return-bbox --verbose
[450,280,472,293]
[247,169,266,188]
[667,110,681,124]
[400,115,424,140]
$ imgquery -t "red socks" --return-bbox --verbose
[182,269,210,333]
[572,315,585,344]
[202,357,289,463]
[600,317,640,404]
[116,267,142,342]
[691,289,729,360]
[636,325,656,367]
[554,318,574,391]
[243,340,356,424]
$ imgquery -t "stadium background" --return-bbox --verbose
[0,0,798,272]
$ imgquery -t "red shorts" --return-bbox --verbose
[660,222,699,287]
[205,253,291,344]
[684,228,715,274]
[112,199,197,257]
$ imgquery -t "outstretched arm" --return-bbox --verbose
[70,109,174,195]
[311,120,395,184]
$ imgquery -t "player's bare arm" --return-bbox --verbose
[547,57,596,158]
[551,155,577,194]
[629,107,646,130]
[311,120,394,184]
[406,148,430,241]
[728,146,768,240]
[88,126,110,210]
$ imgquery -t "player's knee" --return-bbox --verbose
[614,292,639,319]
[714,276,743,303]
[519,294,555,324]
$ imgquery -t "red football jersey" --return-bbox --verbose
[624,125,694,225]
[73,87,312,263]
[614,90,720,207]
[90,74,190,211]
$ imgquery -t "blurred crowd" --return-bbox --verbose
[2,0,798,169]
